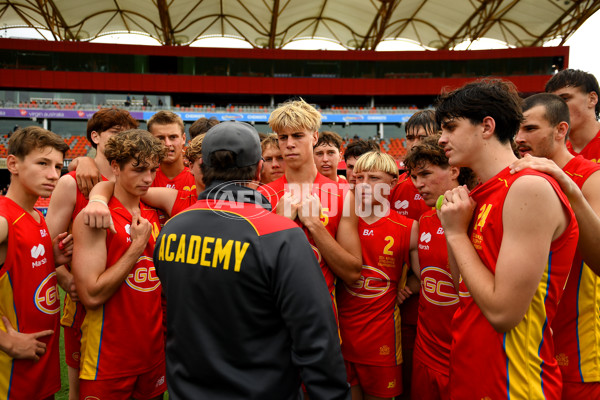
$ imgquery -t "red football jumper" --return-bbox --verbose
[0,197,61,399]
[337,211,413,366]
[390,173,432,221]
[553,156,600,384]
[449,167,578,400]
[260,173,346,297]
[79,198,164,380]
[567,128,600,163]
[61,171,108,369]
[413,210,458,376]
[152,167,196,225]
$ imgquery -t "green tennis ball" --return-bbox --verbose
[435,195,445,210]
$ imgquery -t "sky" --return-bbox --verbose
[4,10,600,79]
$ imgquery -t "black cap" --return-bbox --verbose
[202,121,262,167]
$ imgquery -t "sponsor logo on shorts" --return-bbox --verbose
[556,353,569,366]
[156,375,165,387]
[379,345,390,356]
[34,272,60,314]
[387,379,396,389]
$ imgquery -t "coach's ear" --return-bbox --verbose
[481,116,496,139]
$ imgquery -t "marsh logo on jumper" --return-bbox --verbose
[394,200,409,210]
[31,244,45,258]
[34,272,60,314]
[420,232,432,243]
[344,266,390,298]
[126,256,161,292]
[31,244,48,268]
[125,223,132,242]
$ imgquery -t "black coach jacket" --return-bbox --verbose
[154,181,350,400]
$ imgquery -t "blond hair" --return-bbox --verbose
[185,133,205,163]
[268,98,321,133]
[354,151,399,178]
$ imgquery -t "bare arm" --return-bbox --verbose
[409,221,420,279]
[141,187,178,216]
[511,156,600,274]
[398,221,420,303]
[577,172,600,273]
[46,175,78,297]
[71,156,101,198]
[298,192,362,285]
[71,212,152,309]
[80,181,115,231]
[439,177,566,332]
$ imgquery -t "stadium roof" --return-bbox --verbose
[1,0,599,49]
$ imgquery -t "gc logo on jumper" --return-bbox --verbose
[35,272,60,314]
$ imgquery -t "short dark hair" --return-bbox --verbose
[405,110,439,136]
[315,131,343,150]
[522,93,570,128]
[435,79,523,144]
[86,108,139,149]
[201,150,259,187]
[403,134,476,189]
[189,117,219,139]
[9,126,69,159]
[343,139,380,162]
[546,69,600,118]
